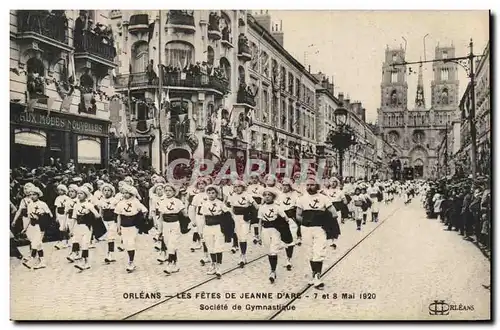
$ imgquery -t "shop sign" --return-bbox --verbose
[12,111,109,136]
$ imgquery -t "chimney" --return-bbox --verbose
[254,10,272,33]
[338,92,344,105]
[344,96,351,108]
[271,20,284,47]
[361,108,366,122]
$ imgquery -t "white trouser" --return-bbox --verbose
[26,223,43,250]
[22,217,30,231]
[153,215,160,230]
[370,198,379,213]
[162,221,181,252]
[352,206,363,221]
[73,223,91,250]
[195,214,205,238]
[56,213,67,231]
[288,219,299,244]
[104,221,118,241]
[262,226,282,255]
[233,215,251,243]
[301,226,327,262]
[121,226,138,251]
[203,224,224,253]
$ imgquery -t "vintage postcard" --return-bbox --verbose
[9,9,491,321]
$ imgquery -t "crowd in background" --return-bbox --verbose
[424,175,491,258]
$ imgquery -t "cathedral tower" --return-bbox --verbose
[380,46,408,111]
[414,59,426,109]
[430,45,459,110]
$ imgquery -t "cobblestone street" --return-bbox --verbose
[10,198,490,320]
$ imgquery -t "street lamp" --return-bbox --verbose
[334,107,348,127]
[325,106,357,181]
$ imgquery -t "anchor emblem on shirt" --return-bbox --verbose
[238,197,247,205]
[209,203,217,215]
[264,209,275,219]
[78,205,87,215]
[309,199,319,209]
[124,203,133,213]
[166,201,175,211]
[283,197,291,205]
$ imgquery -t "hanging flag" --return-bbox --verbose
[46,97,54,116]
[125,134,130,152]
[60,93,73,111]
[134,137,140,154]
[193,134,204,160]
[68,52,76,84]
[117,136,122,154]
[211,107,223,162]
[25,92,37,112]
[164,88,170,109]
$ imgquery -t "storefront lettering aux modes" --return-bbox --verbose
[10,107,110,169]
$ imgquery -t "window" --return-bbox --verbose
[207,46,214,66]
[262,134,268,151]
[391,71,398,83]
[441,68,449,81]
[392,53,397,62]
[165,41,194,69]
[442,51,448,59]
[220,57,231,86]
[295,78,300,97]
[295,107,301,134]
[272,95,278,126]
[288,102,294,133]
[251,131,257,147]
[262,89,269,123]
[288,73,294,93]
[280,66,286,89]
[281,100,287,128]
[132,42,149,73]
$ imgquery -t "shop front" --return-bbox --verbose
[10,105,110,169]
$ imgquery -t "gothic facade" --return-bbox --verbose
[377,45,458,179]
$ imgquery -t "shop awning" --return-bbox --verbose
[77,138,101,164]
[14,129,47,147]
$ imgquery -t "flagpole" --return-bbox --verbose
[158,9,163,175]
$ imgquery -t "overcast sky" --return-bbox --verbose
[265,10,489,123]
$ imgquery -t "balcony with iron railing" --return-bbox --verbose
[237,35,252,62]
[207,12,222,40]
[236,85,256,107]
[128,13,150,33]
[166,10,196,33]
[16,10,70,49]
[114,71,229,94]
[74,32,116,66]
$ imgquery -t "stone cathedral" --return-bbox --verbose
[377,44,458,179]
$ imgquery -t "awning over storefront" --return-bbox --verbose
[77,137,101,164]
[14,129,47,147]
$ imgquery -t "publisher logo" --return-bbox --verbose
[428,300,474,316]
[429,300,450,315]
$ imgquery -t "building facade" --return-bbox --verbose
[377,44,458,179]
[10,10,116,170]
[246,11,318,168]
[111,10,258,172]
[455,41,490,177]
[315,73,384,180]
